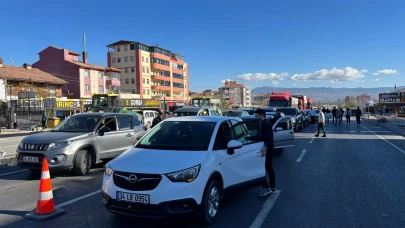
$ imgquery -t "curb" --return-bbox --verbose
[363,119,405,137]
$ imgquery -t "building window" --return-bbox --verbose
[147,89,150,95]
[117,57,121,63]
[143,78,145,84]
[132,89,136,94]
[173,73,184,79]
[151,58,169,66]
[131,78,135,84]
[98,72,103,78]
[146,68,149,73]
[124,56,128,62]
[124,45,129,51]
[130,56,135,62]
[143,89,145,94]
[117,46,121,52]
[125,78,129,84]
[112,58,116,63]
[142,67,145,73]
[142,57,144,62]
[131,67,135,73]
[125,68,129,73]
[85,84,90,91]
[130,44,135,50]
[146,57,149,63]
[84,70,90,77]
[147,79,149,84]
[99,85,104,92]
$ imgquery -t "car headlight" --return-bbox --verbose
[166,165,200,183]
[47,141,72,150]
[292,118,296,122]
[105,162,114,176]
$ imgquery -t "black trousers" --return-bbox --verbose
[317,123,326,135]
[311,116,315,125]
[263,150,275,189]
[346,116,351,123]
[332,115,336,123]
[356,116,361,125]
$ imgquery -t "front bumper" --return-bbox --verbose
[102,191,200,220]
[16,148,74,171]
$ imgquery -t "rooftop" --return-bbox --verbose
[0,64,67,85]
[68,60,121,73]
[106,40,171,52]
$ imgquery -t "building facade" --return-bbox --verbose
[218,80,251,106]
[32,46,121,99]
[106,40,189,103]
[357,94,371,107]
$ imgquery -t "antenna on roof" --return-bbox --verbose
[10,58,14,66]
[83,33,86,52]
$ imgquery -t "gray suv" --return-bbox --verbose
[16,113,146,176]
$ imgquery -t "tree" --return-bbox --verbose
[220,100,231,109]
[345,99,358,109]
[10,81,54,98]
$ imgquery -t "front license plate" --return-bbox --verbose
[116,191,150,204]
[22,156,39,162]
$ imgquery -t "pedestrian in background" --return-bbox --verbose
[254,109,277,197]
[315,107,326,137]
[356,106,362,126]
[345,108,351,124]
[340,108,343,122]
[151,108,168,128]
[332,107,337,125]
[336,108,342,125]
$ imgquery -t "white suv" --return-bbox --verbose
[102,116,293,224]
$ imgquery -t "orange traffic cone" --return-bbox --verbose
[25,158,65,221]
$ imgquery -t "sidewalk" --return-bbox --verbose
[362,114,405,137]
[0,128,51,138]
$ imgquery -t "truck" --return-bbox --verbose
[292,95,307,111]
[189,96,221,107]
[307,97,313,110]
[268,92,299,108]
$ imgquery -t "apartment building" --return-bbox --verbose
[32,46,121,99]
[357,94,371,106]
[218,80,251,107]
[106,40,189,103]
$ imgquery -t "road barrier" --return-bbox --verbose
[25,158,65,221]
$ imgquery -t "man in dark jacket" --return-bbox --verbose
[270,111,281,126]
[332,106,337,124]
[151,109,168,128]
[254,109,277,197]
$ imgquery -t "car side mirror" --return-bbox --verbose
[226,140,243,155]
[275,127,283,131]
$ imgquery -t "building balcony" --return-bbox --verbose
[151,52,171,61]
[151,63,170,72]
[172,68,183,74]
[106,79,121,86]
[151,74,170,81]
[152,85,171,91]
[173,87,185,92]
[172,77,184,83]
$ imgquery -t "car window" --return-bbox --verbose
[136,121,216,151]
[210,110,217,116]
[230,120,261,145]
[174,111,198,117]
[118,116,133,130]
[97,117,117,132]
[132,116,141,126]
[52,116,101,132]
[213,121,231,150]
[276,118,291,130]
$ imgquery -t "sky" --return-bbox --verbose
[0,0,404,92]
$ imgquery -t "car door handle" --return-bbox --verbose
[126,133,133,137]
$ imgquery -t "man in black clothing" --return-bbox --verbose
[151,109,168,128]
[332,106,337,124]
[270,111,281,126]
[254,109,277,197]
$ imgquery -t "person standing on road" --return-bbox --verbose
[332,107,337,125]
[336,108,342,126]
[270,111,282,126]
[151,108,168,128]
[254,109,277,197]
[309,109,316,126]
[315,107,326,137]
[345,108,351,124]
[356,106,362,126]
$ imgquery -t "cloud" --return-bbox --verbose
[235,72,288,85]
[372,69,399,76]
[292,83,299,87]
[398,77,401,80]
[361,80,365,83]
[220,79,232,84]
[290,67,367,83]
[371,78,381,82]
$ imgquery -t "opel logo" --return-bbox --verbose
[128,174,138,183]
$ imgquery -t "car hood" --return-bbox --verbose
[110,148,208,174]
[23,132,91,143]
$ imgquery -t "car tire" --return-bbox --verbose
[200,179,221,225]
[73,149,91,176]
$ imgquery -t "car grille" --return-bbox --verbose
[21,143,49,151]
[109,201,162,218]
[113,171,162,191]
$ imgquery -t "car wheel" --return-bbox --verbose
[73,149,91,176]
[200,180,221,225]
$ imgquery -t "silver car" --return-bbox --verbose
[16,113,146,176]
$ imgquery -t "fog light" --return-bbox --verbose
[49,155,66,164]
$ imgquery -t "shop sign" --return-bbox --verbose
[144,99,161,108]
[379,93,404,103]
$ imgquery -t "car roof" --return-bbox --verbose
[72,112,133,117]
[165,116,241,123]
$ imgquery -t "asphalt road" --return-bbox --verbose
[0,135,26,160]
[1,119,405,227]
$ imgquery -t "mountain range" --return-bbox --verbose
[251,86,404,102]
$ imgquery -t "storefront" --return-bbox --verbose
[166,101,186,112]
[54,99,92,118]
[117,99,161,110]
[378,92,405,113]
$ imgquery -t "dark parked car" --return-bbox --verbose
[276,108,303,132]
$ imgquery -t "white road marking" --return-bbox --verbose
[309,137,314,144]
[0,145,18,148]
[55,190,102,208]
[0,169,29,177]
[249,190,282,228]
[362,125,405,155]
[296,149,307,162]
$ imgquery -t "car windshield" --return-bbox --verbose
[51,116,101,132]
[269,100,288,107]
[277,109,297,116]
[136,121,216,151]
[173,111,198,117]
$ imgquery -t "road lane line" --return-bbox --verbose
[296,149,307,162]
[0,145,18,148]
[55,190,102,208]
[362,125,405,155]
[249,190,282,228]
[309,137,314,143]
[0,169,29,177]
